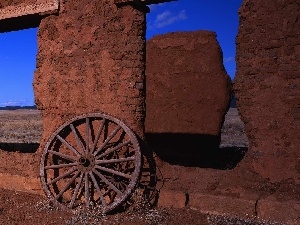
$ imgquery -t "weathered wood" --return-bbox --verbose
[0,0,59,20]
[0,0,59,32]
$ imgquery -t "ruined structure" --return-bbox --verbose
[34,0,148,145]
[146,31,231,135]
[234,0,300,184]
[0,0,170,213]
[0,0,299,222]
[145,31,231,164]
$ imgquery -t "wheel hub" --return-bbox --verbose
[78,154,95,172]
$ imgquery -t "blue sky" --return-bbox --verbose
[0,0,242,106]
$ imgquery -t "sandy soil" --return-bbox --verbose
[0,188,209,225]
[0,188,281,225]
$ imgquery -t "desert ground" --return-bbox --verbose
[0,109,283,225]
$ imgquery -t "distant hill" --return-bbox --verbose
[0,105,37,110]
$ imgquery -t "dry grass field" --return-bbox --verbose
[220,108,248,148]
[0,109,42,144]
[0,108,248,147]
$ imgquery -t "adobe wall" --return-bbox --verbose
[146,31,231,135]
[33,0,147,148]
[145,31,231,163]
[234,0,300,183]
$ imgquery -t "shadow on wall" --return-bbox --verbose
[0,143,39,153]
[145,133,247,170]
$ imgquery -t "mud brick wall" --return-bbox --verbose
[146,31,231,135]
[234,0,300,183]
[34,0,147,148]
[145,31,231,163]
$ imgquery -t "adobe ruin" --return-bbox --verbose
[145,31,231,164]
[234,0,300,184]
[0,0,299,222]
[146,31,231,136]
[0,0,170,212]
[34,0,149,147]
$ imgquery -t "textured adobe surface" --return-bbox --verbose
[34,0,147,152]
[234,0,300,183]
[146,31,231,135]
[145,31,231,162]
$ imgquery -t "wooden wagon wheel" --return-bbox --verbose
[40,113,141,213]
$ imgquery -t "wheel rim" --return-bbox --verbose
[40,113,141,213]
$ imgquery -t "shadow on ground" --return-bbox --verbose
[145,133,248,170]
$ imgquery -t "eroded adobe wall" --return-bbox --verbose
[235,0,300,183]
[34,0,147,148]
[145,31,231,162]
[146,31,231,135]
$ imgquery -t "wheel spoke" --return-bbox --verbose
[69,172,84,208]
[48,150,76,162]
[70,123,85,153]
[86,118,90,153]
[56,170,81,200]
[96,140,131,159]
[92,119,106,153]
[56,135,80,156]
[47,167,78,185]
[85,172,90,207]
[96,156,135,165]
[95,165,132,180]
[45,162,78,170]
[89,172,107,207]
[93,125,121,156]
[93,169,122,196]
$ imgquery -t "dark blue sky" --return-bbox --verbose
[0,0,242,106]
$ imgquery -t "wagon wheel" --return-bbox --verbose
[40,113,141,213]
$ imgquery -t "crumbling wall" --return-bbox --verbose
[145,31,231,163]
[234,0,300,183]
[146,31,231,135]
[34,0,147,149]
